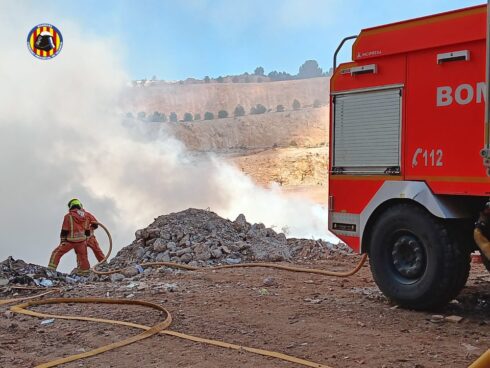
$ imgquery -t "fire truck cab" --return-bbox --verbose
[329,4,490,309]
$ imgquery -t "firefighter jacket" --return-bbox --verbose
[61,209,91,242]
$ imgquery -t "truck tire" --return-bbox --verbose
[446,222,471,299]
[369,203,464,310]
[448,245,471,300]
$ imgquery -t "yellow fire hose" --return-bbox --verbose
[1,223,487,367]
[0,286,59,306]
[468,349,490,368]
[10,297,334,368]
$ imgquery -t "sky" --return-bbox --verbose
[27,0,485,81]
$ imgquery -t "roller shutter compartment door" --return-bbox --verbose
[333,88,401,173]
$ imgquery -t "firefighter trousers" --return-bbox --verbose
[48,241,90,275]
[87,236,105,262]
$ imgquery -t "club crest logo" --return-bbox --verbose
[27,23,63,60]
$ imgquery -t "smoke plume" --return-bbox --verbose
[0,4,334,271]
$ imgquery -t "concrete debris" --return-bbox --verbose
[445,315,463,323]
[350,287,385,301]
[292,238,351,259]
[36,278,54,287]
[110,273,125,283]
[152,239,166,253]
[210,248,222,259]
[262,277,277,287]
[429,315,445,323]
[304,298,322,304]
[165,283,178,292]
[154,283,178,292]
[225,257,241,265]
[40,319,55,326]
[135,265,144,274]
[0,256,82,287]
[3,310,13,319]
[180,253,193,263]
[462,343,479,354]
[121,266,140,278]
[65,276,80,284]
[108,209,346,270]
[1,209,350,287]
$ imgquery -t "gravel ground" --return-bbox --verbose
[1,253,488,368]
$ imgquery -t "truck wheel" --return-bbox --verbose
[448,245,471,300]
[369,203,463,310]
[446,222,471,300]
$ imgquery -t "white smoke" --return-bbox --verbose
[0,4,335,272]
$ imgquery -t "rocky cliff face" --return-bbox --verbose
[122,77,329,117]
[143,106,328,151]
[231,147,328,187]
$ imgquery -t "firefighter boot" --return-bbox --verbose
[73,242,90,275]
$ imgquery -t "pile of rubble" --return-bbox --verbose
[1,209,351,285]
[0,257,82,287]
[108,208,350,270]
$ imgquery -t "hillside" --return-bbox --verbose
[230,146,327,187]
[139,106,330,205]
[159,106,328,151]
[230,146,329,205]
[122,77,329,118]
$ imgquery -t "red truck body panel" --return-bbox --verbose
[353,6,486,62]
[329,4,490,252]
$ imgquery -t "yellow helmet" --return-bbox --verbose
[67,198,83,209]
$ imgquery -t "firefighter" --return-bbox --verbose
[48,199,96,275]
[474,202,490,261]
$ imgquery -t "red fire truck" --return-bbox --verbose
[329,4,490,309]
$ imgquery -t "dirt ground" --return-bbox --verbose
[1,255,488,368]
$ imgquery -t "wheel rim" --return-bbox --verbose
[390,232,426,283]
